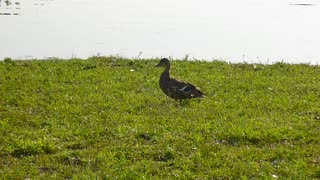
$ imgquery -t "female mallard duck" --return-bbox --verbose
[155,58,204,101]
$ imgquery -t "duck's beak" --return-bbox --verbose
[155,63,161,67]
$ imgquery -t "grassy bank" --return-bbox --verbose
[1,57,319,179]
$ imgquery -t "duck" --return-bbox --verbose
[155,58,204,101]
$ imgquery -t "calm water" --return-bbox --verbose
[1,0,319,64]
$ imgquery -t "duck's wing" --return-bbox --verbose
[168,78,191,90]
[168,78,204,98]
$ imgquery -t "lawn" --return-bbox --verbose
[0,57,319,179]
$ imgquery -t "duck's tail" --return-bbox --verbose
[195,89,205,98]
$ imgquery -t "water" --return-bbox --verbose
[1,0,320,64]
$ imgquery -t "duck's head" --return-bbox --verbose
[155,58,170,68]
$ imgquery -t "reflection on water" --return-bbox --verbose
[0,0,20,15]
[0,0,53,15]
[290,3,315,6]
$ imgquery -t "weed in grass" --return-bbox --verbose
[8,139,56,157]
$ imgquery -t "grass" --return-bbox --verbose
[0,56,319,179]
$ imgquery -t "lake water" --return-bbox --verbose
[1,0,320,64]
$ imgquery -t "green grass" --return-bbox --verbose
[1,56,320,179]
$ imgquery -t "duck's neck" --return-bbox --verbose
[161,65,170,79]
